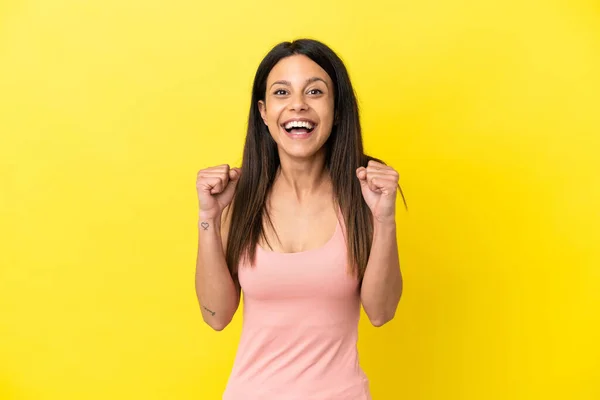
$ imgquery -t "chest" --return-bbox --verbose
[258,205,339,254]
[239,221,359,301]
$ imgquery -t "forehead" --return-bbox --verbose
[267,54,332,85]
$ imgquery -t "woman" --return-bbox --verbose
[195,39,404,400]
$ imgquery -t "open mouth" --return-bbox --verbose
[282,120,316,135]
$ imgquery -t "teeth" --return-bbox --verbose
[284,120,314,130]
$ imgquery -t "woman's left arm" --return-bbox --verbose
[360,219,402,327]
[356,160,403,327]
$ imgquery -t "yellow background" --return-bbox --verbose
[1,0,599,399]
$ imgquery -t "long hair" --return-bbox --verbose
[225,38,406,281]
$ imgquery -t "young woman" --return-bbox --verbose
[195,39,404,400]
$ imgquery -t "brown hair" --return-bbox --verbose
[225,39,406,281]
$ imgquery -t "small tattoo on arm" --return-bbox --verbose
[200,222,209,230]
[203,306,215,316]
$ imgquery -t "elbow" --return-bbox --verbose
[200,305,235,331]
[364,292,402,328]
[204,316,232,331]
[368,311,395,327]
[370,318,390,328]
[208,321,228,331]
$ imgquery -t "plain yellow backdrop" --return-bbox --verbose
[1,0,599,399]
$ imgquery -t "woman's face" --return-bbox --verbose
[259,54,335,159]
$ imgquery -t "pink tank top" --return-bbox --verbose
[223,211,372,400]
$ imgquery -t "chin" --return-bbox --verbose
[282,142,328,159]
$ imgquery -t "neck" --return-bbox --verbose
[275,149,330,203]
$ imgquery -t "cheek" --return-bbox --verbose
[266,103,285,123]
[265,105,284,140]
[321,98,335,120]
[321,105,335,126]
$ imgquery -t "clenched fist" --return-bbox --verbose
[196,164,241,219]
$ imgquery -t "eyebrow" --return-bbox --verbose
[269,77,329,89]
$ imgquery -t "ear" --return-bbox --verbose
[258,100,268,126]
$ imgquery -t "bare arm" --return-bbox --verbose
[195,205,241,331]
[360,220,403,327]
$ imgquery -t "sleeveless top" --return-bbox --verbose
[222,210,372,400]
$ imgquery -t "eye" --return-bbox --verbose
[307,89,323,95]
[273,89,288,95]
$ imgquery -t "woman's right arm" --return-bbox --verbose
[195,206,240,331]
[195,166,241,331]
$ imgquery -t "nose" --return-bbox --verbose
[288,92,308,111]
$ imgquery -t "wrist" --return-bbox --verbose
[373,214,396,225]
[373,217,396,229]
[198,211,220,223]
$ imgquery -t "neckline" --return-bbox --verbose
[257,216,340,256]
